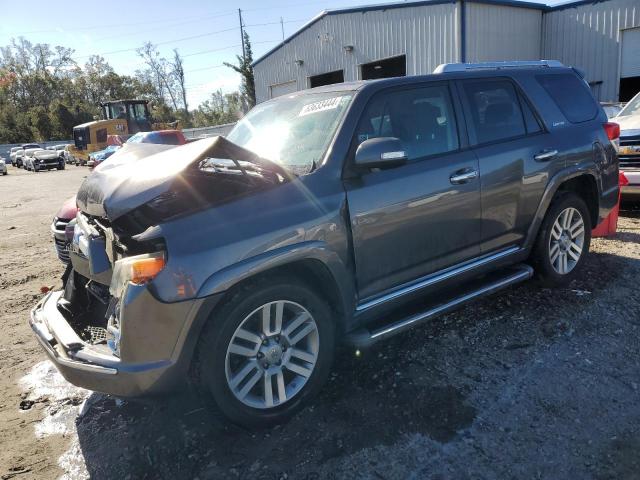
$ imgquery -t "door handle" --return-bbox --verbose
[450,169,478,185]
[534,149,558,162]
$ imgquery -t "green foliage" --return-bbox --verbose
[191,90,243,128]
[224,31,256,110]
[0,36,242,143]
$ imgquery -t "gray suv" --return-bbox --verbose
[30,61,619,427]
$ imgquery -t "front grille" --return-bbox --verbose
[620,134,640,169]
[54,237,70,263]
[619,157,640,169]
[52,216,71,263]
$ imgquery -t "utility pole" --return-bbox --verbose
[280,17,285,41]
[238,8,246,63]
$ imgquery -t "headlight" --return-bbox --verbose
[109,252,166,298]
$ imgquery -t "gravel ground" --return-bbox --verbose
[1,165,639,480]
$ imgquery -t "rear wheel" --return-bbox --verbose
[194,278,335,428]
[532,192,591,287]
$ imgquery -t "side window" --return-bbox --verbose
[536,73,597,124]
[519,94,542,134]
[461,80,527,145]
[355,84,459,161]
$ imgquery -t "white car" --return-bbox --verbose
[9,147,22,166]
[22,148,42,170]
[616,91,640,200]
[24,148,65,172]
[0,157,7,175]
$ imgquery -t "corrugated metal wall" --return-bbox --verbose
[254,3,460,103]
[465,3,542,62]
[542,0,640,101]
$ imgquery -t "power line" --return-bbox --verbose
[94,12,238,43]
[73,20,305,61]
[183,39,280,59]
[8,10,237,35]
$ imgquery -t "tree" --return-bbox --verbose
[224,30,255,110]
[136,42,179,111]
[191,90,243,127]
[172,49,188,120]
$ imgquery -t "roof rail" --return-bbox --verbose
[433,60,565,73]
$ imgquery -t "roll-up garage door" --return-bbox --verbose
[269,80,297,99]
[621,27,640,79]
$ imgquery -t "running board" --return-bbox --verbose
[346,264,534,349]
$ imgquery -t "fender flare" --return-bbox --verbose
[196,240,355,324]
[523,164,600,251]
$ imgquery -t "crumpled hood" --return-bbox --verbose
[616,115,640,136]
[76,136,269,221]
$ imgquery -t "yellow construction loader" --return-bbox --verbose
[69,100,179,164]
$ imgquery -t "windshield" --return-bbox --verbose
[226,92,352,175]
[618,92,640,117]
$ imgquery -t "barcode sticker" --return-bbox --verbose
[298,96,344,117]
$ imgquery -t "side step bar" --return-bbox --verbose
[346,264,534,349]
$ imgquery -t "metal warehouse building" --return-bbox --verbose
[252,0,640,103]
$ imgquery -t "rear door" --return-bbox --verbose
[458,77,561,253]
[344,83,481,300]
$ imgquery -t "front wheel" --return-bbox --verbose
[532,192,591,287]
[194,278,336,428]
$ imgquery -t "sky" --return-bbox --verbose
[0,0,563,108]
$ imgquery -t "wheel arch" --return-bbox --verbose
[196,241,355,330]
[524,167,600,251]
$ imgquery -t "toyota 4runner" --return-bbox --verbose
[30,61,619,427]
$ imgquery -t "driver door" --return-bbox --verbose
[344,83,482,300]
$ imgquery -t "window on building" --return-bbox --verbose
[619,77,640,103]
[309,70,344,88]
[354,84,459,161]
[461,80,527,144]
[360,55,406,80]
[536,73,598,123]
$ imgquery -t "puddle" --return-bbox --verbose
[19,361,91,479]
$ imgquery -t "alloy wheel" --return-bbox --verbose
[548,207,585,275]
[225,300,319,409]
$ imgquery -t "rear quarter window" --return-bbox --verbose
[536,73,598,124]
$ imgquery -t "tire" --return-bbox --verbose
[193,277,336,428]
[531,191,591,287]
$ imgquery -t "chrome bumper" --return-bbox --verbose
[30,291,118,375]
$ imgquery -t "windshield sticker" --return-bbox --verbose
[299,96,345,117]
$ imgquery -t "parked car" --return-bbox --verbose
[25,148,66,172]
[0,157,7,175]
[14,143,41,168]
[601,101,625,119]
[87,130,187,169]
[87,145,121,169]
[21,148,42,169]
[9,147,22,166]
[51,196,78,264]
[615,90,640,201]
[30,61,618,427]
[126,129,187,146]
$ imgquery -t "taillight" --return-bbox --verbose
[603,122,620,151]
[603,122,620,140]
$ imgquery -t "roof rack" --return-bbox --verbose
[433,60,565,73]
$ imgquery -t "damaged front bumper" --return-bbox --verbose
[30,286,207,397]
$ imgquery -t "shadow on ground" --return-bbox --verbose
[75,250,632,479]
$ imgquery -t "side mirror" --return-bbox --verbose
[354,137,407,168]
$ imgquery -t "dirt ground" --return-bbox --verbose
[1,165,639,480]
